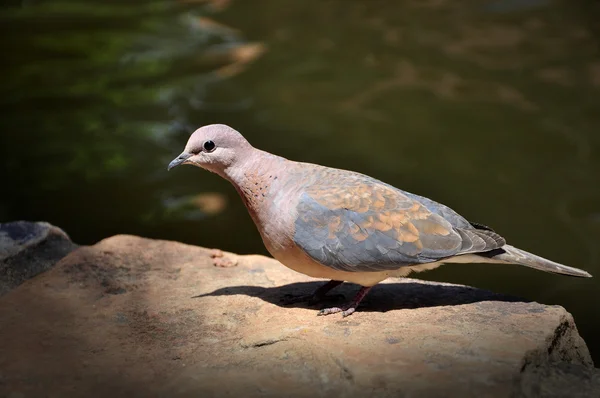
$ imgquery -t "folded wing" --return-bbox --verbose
[293,174,505,272]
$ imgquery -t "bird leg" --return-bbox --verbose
[318,286,373,317]
[280,280,344,305]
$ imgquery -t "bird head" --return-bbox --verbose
[168,124,253,175]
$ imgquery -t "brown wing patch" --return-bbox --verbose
[398,224,420,243]
[348,223,369,242]
[327,216,342,239]
[412,219,452,236]
[304,176,457,257]
[292,166,475,271]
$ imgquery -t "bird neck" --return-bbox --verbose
[223,149,287,219]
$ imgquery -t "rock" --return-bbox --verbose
[0,221,77,296]
[0,235,596,398]
[516,362,600,398]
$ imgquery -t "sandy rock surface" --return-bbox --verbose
[0,234,597,398]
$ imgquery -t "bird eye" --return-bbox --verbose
[203,140,216,152]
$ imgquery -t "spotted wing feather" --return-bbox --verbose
[293,170,505,272]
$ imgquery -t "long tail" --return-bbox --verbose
[481,244,592,278]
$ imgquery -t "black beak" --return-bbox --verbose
[168,152,192,171]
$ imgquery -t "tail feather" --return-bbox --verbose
[486,244,592,278]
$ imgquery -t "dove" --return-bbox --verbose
[168,124,592,317]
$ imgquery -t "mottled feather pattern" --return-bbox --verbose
[292,166,505,272]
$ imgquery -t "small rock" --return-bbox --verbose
[0,221,77,296]
[209,248,238,267]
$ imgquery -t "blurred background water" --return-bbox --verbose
[1,0,599,362]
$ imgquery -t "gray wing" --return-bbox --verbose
[293,178,505,272]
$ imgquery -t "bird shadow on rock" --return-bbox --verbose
[193,281,530,313]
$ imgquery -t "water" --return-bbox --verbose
[1,0,599,362]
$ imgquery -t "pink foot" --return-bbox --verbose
[318,286,372,317]
[318,306,357,317]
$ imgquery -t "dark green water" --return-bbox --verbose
[2,0,599,362]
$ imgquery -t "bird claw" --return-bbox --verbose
[317,286,371,317]
[318,305,356,317]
